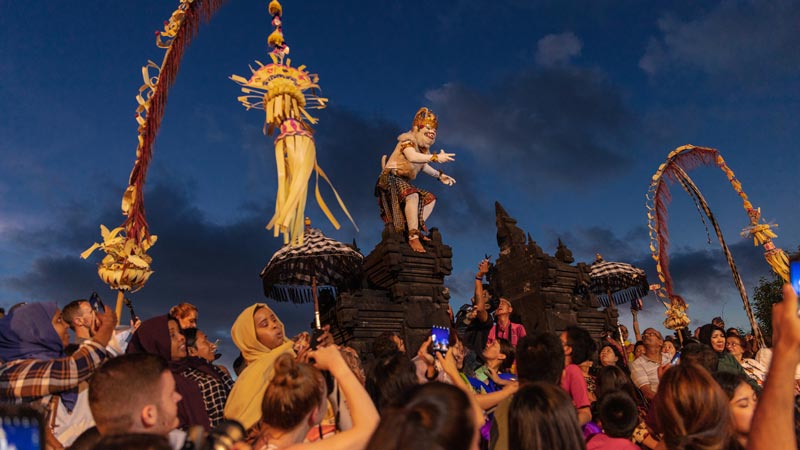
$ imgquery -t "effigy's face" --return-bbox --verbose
[414,124,437,149]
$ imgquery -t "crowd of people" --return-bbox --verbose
[0,264,799,450]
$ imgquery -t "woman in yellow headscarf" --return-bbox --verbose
[224,304,295,430]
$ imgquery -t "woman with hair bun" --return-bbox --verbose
[251,345,379,450]
[365,381,480,450]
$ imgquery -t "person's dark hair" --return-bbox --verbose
[89,354,169,435]
[68,426,101,450]
[181,327,198,349]
[713,371,750,400]
[516,333,565,384]
[261,353,325,431]
[61,299,86,326]
[655,363,737,450]
[664,335,681,350]
[595,365,641,408]
[371,331,402,359]
[91,433,172,450]
[681,342,720,373]
[365,352,418,412]
[509,382,585,450]
[633,341,645,354]
[365,382,475,450]
[497,338,516,373]
[233,353,247,376]
[565,326,595,364]
[597,390,639,439]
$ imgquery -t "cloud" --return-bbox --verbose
[639,0,800,81]
[425,67,635,193]
[546,225,649,264]
[535,32,582,67]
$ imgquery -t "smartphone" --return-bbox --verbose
[790,253,800,297]
[431,326,450,354]
[0,404,45,450]
[88,292,105,313]
[670,351,681,366]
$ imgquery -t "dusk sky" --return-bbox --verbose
[2,0,798,364]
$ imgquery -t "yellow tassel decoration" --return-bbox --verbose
[231,0,357,246]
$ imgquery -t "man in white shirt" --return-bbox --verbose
[630,328,667,400]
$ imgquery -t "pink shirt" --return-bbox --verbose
[486,322,527,347]
[560,363,591,409]
[587,433,639,450]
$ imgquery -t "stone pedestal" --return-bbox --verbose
[326,226,452,357]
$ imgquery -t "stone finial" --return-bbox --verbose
[555,238,574,264]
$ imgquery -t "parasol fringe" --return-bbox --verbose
[269,285,337,304]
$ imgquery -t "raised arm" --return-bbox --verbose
[0,306,115,402]
[0,341,108,402]
[401,147,455,164]
[631,309,642,342]
[747,285,800,450]
[474,260,490,323]
[297,346,380,450]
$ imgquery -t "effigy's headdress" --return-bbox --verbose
[412,107,438,130]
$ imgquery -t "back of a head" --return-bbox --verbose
[261,353,325,431]
[595,365,638,403]
[712,372,749,400]
[565,325,596,364]
[365,382,475,450]
[371,331,401,359]
[516,333,565,384]
[509,382,585,450]
[497,338,516,373]
[681,343,719,374]
[365,352,419,412]
[61,299,86,327]
[89,353,168,435]
[655,363,734,450]
[91,433,172,450]
[169,302,197,320]
[597,390,639,439]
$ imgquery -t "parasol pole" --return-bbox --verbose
[115,291,125,321]
[607,287,625,351]
[312,275,321,329]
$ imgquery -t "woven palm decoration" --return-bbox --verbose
[646,145,787,345]
[83,0,226,313]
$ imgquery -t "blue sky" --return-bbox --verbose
[1,0,798,363]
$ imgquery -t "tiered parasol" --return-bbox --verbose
[588,255,650,307]
[260,221,363,327]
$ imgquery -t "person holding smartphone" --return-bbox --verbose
[0,302,117,447]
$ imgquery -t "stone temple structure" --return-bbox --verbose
[323,202,618,358]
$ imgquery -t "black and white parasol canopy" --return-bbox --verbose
[588,258,649,307]
[260,228,364,303]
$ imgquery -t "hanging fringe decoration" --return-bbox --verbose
[231,0,357,247]
[646,145,786,347]
[269,285,337,304]
[83,0,226,301]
